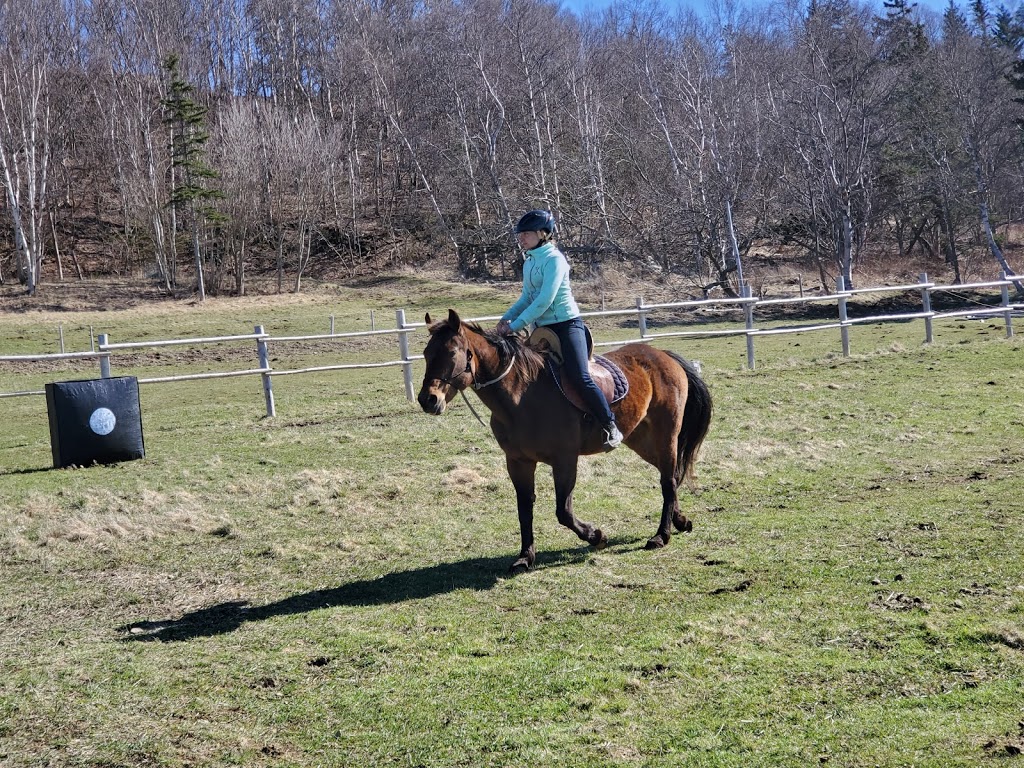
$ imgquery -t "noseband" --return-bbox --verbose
[434,353,473,389]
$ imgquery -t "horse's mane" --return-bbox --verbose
[459,320,547,384]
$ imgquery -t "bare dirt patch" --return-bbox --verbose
[1,279,174,313]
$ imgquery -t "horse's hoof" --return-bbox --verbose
[645,535,668,550]
[509,557,532,574]
[591,530,608,550]
[673,515,693,533]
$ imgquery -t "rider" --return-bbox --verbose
[496,209,623,451]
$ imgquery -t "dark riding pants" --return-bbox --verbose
[543,317,615,426]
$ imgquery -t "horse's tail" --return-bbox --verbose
[667,351,713,491]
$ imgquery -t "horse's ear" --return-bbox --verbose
[425,312,432,326]
[447,309,462,332]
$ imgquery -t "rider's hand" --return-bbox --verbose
[496,319,513,336]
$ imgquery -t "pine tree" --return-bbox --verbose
[942,1,971,40]
[876,0,927,62]
[995,6,1024,94]
[874,0,935,264]
[971,0,991,37]
[162,54,223,301]
[994,6,1023,52]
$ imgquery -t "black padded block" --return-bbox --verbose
[45,377,145,468]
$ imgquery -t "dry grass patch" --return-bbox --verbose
[710,436,804,476]
[0,487,228,559]
[287,468,354,510]
[441,464,488,493]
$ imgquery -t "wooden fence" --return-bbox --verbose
[1,272,1019,415]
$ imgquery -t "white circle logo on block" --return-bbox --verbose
[89,407,117,436]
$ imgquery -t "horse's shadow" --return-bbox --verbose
[117,543,629,643]
[0,466,57,476]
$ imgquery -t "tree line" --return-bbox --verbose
[0,0,1022,299]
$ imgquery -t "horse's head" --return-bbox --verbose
[417,309,474,415]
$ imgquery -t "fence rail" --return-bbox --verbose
[1,272,1019,414]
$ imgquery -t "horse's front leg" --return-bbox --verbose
[552,461,608,550]
[506,457,538,573]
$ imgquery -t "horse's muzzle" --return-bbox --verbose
[417,388,446,415]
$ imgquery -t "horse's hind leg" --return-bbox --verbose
[637,422,690,548]
[647,463,694,547]
[646,471,680,550]
[553,461,608,550]
[673,508,693,533]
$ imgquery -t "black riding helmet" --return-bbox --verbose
[515,209,556,237]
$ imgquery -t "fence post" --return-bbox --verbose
[255,325,276,417]
[98,334,111,378]
[58,324,65,354]
[837,276,850,357]
[742,283,755,370]
[397,309,415,402]
[635,297,647,339]
[920,272,933,344]
[999,272,1014,338]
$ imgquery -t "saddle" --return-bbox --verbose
[526,326,629,413]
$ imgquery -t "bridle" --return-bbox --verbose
[432,338,516,391]
[431,336,517,426]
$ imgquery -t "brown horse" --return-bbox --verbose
[417,309,713,572]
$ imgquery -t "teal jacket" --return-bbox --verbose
[502,242,580,333]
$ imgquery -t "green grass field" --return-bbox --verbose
[1,278,1022,767]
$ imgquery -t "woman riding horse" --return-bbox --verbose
[497,210,622,451]
[418,310,713,573]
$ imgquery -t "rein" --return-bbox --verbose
[459,390,488,427]
[459,342,516,428]
[472,354,516,390]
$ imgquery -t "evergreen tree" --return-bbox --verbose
[874,0,935,263]
[162,54,222,301]
[971,0,991,37]
[875,0,927,62]
[942,1,971,39]
[994,6,1023,52]
[994,5,1024,95]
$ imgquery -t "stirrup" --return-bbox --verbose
[602,423,623,451]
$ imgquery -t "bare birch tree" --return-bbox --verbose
[0,1,74,294]
[210,100,263,295]
[933,6,1024,292]
[771,0,891,289]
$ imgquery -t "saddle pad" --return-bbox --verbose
[547,354,629,414]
